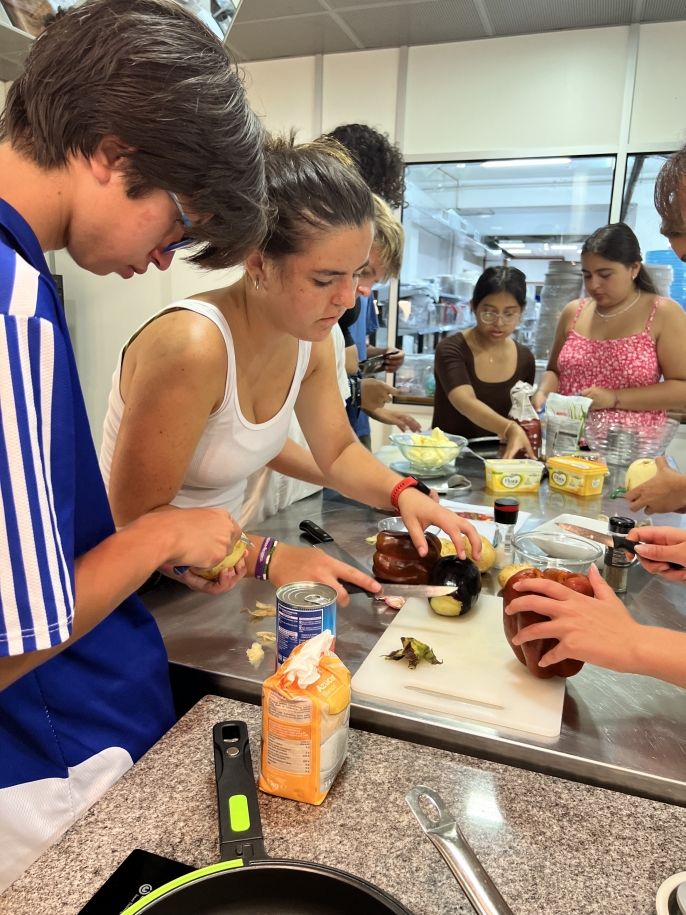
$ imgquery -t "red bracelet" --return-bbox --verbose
[390,476,424,510]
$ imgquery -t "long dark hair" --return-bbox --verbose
[471,266,527,309]
[581,223,656,293]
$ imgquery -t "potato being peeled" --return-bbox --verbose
[191,540,248,581]
[625,458,658,490]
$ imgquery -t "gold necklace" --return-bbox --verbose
[594,290,641,319]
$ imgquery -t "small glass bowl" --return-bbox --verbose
[377,516,409,534]
[512,529,603,573]
[389,431,467,473]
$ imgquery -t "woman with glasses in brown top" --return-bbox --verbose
[432,266,536,458]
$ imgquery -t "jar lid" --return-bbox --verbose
[609,515,635,534]
[494,497,520,524]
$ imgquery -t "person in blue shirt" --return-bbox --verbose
[0,0,266,889]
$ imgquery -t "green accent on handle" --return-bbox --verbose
[229,793,250,832]
[121,858,244,913]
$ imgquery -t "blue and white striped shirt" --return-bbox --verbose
[0,199,174,891]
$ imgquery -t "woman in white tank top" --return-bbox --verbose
[101,137,482,603]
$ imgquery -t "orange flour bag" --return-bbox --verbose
[259,631,350,805]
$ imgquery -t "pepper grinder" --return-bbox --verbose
[494,497,520,569]
[603,515,636,594]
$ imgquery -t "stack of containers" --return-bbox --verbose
[646,249,686,306]
[535,262,583,360]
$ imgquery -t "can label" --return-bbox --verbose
[276,581,337,666]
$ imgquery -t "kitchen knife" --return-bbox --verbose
[298,519,455,597]
[556,522,682,570]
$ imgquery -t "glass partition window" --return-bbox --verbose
[392,155,616,402]
[620,153,683,306]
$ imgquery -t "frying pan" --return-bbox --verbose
[122,720,413,915]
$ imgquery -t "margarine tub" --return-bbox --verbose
[484,459,546,493]
[547,455,608,497]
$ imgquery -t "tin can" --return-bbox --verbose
[275,581,337,666]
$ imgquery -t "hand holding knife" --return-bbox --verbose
[556,522,684,570]
[298,519,455,598]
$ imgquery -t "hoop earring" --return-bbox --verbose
[254,276,260,291]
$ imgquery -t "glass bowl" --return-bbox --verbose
[512,529,603,573]
[389,431,467,473]
[583,412,679,466]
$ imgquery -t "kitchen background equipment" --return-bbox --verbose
[406,786,514,915]
[583,412,680,466]
[351,595,566,738]
[122,721,413,914]
[512,529,604,573]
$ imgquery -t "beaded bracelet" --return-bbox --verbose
[254,537,273,580]
[262,539,279,581]
[254,537,280,581]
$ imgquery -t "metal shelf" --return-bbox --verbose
[0,22,31,81]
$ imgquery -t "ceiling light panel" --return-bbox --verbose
[485,0,634,35]
[334,0,487,47]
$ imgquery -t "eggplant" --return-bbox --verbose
[428,556,482,617]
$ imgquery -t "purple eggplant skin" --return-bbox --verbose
[428,556,482,616]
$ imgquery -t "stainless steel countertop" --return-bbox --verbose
[144,457,686,806]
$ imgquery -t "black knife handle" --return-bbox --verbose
[299,519,334,544]
[614,534,682,570]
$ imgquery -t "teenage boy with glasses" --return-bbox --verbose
[0,0,266,888]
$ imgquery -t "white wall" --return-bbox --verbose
[45,21,686,444]
[630,21,686,149]
[405,28,629,156]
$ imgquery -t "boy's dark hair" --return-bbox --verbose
[655,149,686,238]
[0,0,267,269]
[472,266,528,309]
[582,223,656,294]
[326,123,405,209]
[261,135,374,259]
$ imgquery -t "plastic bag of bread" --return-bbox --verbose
[259,630,350,805]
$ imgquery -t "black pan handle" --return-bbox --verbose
[213,721,267,864]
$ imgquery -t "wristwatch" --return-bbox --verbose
[390,475,432,510]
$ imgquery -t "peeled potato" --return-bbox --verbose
[191,540,248,581]
[625,458,658,490]
[440,535,496,572]
[497,563,533,589]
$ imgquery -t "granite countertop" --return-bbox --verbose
[2,695,683,915]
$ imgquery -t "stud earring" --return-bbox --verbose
[254,276,260,290]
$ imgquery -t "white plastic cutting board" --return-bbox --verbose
[352,595,566,738]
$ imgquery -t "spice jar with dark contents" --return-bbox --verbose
[603,515,636,594]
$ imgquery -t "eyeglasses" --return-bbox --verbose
[478,310,520,325]
[163,191,194,254]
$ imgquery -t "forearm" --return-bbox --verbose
[0,514,174,690]
[449,395,511,438]
[268,439,326,486]
[325,441,399,510]
[632,626,686,687]
[612,379,686,411]
[538,370,559,398]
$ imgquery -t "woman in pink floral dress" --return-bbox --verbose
[534,223,686,429]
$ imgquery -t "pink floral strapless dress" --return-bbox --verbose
[557,298,666,429]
